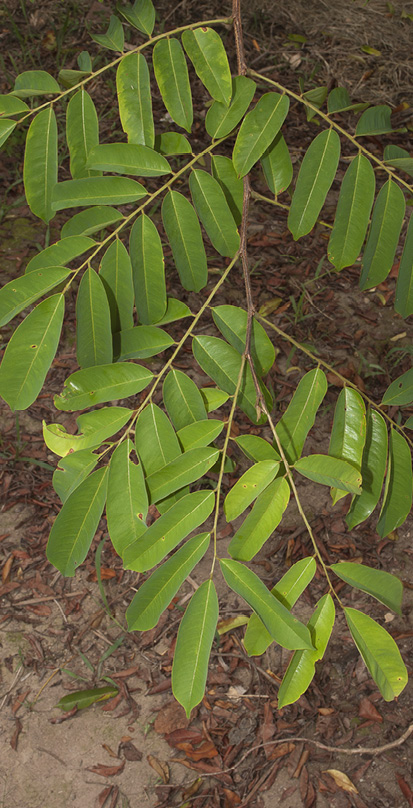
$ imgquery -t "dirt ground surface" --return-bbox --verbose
[0,1,413,807]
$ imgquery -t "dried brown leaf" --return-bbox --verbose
[147,754,169,783]
[87,761,125,777]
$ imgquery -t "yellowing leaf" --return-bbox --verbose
[324,770,358,794]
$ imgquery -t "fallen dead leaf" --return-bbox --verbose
[268,742,296,760]
[324,769,358,794]
[182,777,202,800]
[10,718,22,751]
[147,754,169,783]
[119,741,142,761]
[179,740,218,761]
[396,773,413,807]
[154,700,189,734]
[223,787,242,806]
[358,697,382,723]
[87,761,125,777]
[12,690,30,714]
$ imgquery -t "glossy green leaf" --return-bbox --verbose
[295,454,362,493]
[46,467,108,576]
[107,440,147,555]
[0,95,29,115]
[163,369,207,431]
[224,460,280,521]
[146,447,219,504]
[233,92,290,178]
[53,448,99,503]
[172,580,218,717]
[161,190,208,292]
[220,559,313,650]
[212,305,275,375]
[328,154,375,270]
[355,105,395,137]
[0,294,64,411]
[288,129,340,240]
[54,362,153,411]
[86,143,171,177]
[383,145,413,179]
[76,267,112,369]
[24,108,57,223]
[327,87,369,114]
[329,388,366,505]
[57,685,118,711]
[277,594,335,708]
[359,180,405,290]
[66,89,100,179]
[135,402,181,476]
[78,51,92,72]
[345,607,407,700]
[346,409,387,530]
[91,15,124,51]
[331,562,402,614]
[200,387,230,412]
[244,557,316,656]
[0,119,16,148]
[395,213,413,318]
[0,267,70,327]
[228,477,289,559]
[130,213,166,324]
[382,368,413,406]
[189,169,240,257]
[182,27,231,106]
[52,177,147,210]
[302,86,328,122]
[114,325,174,361]
[377,429,412,538]
[211,155,243,226]
[156,486,191,515]
[117,0,155,36]
[123,490,214,571]
[61,207,123,239]
[154,131,191,155]
[25,236,95,274]
[116,52,154,147]
[153,38,193,132]
[261,132,293,196]
[43,407,132,456]
[154,297,192,325]
[275,368,328,464]
[11,70,60,98]
[58,69,90,89]
[99,239,134,333]
[177,419,224,451]
[235,434,280,463]
[205,75,256,138]
[127,532,210,631]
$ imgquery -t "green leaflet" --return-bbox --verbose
[294,454,362,494]
[154,132,191,155]
[43,407,132,457]
[205,75,256,139]
[46,467,108,576]
[345,607,407,701]
[116,0,155,36]
[54,363,153,411]
[220,559,313,651]
[0,95,29,115]
[377,429,412,538]
[327,87,368,115]
[189,169,240,257]
[331,562,402,615]
[86,143,171,177]
[0,119,16,148]
[211,155,243,226]
[200,387,230,412]
[130,213,166,324]
[153,38,193,132]
[61,207,123,239]
[25,236,96,274]
[135,402,181,476]
[328,388,366,505]
[212,305,275,375]
[172,580,218,717]
[277,594,335,709]
[53,448,99,503]
[76,267,112,369]
[161,190,208,292]
[224,461,280,521]
[359,179,405,290]
[114,325,175,361]
[395,213,413,318]
[288,129,340,240]
[261,132,293,196]
[155,297,192,325]
[177,419,224,451]
[346,409,387,530]
[116,52,154,147]
[234,434,280,463]
[382,368,413,406]
[0,294,64,411]
[127,533,210,631]
[0,267,70,327]
[355,105,395,137]
[122,490,215,571]
[163,369,207,431]
[56,685,118,712]
[52,177,147,210]
[11,70,61,98]
[328,154,375,270]
[23,108,57,223]
[59,69,91,89]
[275,368,327,464]
[232,92,290,178]
[91,15,124,51]
[99,239,134,333]
[228,477,289,560]
[182,27,232,106]
[66,89,101,179]
[145,447,219,504]
[383,145,413,179]
[107,440,147,555]
[244,557,316,656]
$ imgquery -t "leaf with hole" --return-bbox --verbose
[161,190,208,292]
[345,607,407,700]
[228,477,289,560]
[182,27,232,106]
[43,407,132,457]
[382,368,413,407]
[233,92,290,178]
